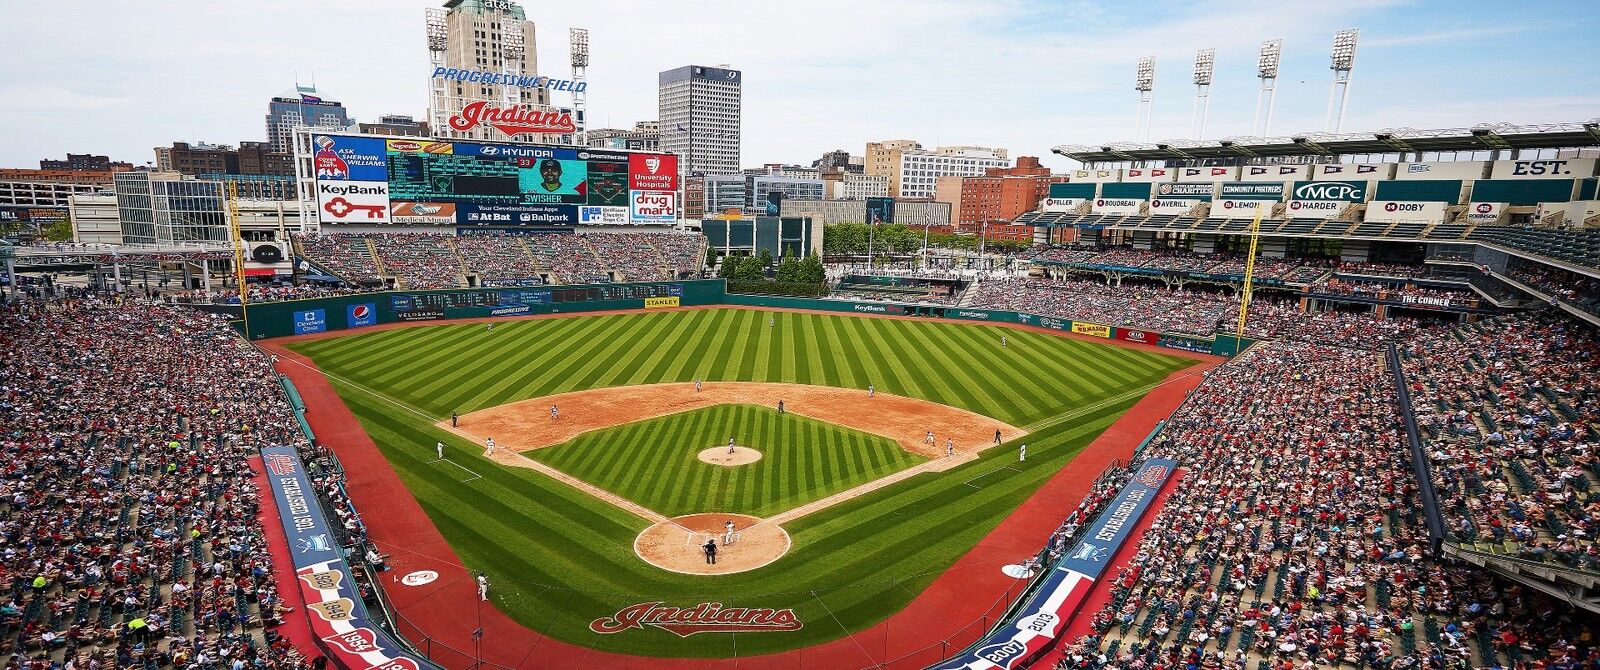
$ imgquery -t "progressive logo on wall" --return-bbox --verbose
[293,309,327,335]
[346,303,376,328]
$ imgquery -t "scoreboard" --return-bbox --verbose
[388,283,684,312]
[308,133,679,227]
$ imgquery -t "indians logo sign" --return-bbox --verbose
[590,602,802,637]
[448,101,577,137]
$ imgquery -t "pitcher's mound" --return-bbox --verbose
[634,513,790,575]
[697,446,761,466]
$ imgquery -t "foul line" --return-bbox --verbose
[963,465,1022,489]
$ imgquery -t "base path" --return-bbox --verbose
[441,381,1026,462]
[264,338,1217,669]
[635,513,789,575]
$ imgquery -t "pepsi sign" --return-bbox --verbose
[346,303,376,328]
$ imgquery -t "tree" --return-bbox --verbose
[40,218,72,242]
[732,255,764,282]
[716,254,741,279]
[705,246,717,268]
[757,249,774,270]
[775,257,801,283]
[798,255,826,284]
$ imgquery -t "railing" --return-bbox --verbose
[1387,342,1446,555]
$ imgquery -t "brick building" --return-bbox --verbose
[934,156,1064,232]
[154,141,292,177]
[39,154,134,172]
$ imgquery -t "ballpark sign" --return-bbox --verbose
[590,602,802,637]
[448,101,576,137]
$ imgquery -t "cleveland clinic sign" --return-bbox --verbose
[431,67,588,93]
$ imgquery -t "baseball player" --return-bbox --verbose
[994,429,1003,445]
[476,573,490,600]
[484,437,496,457]
[486,322,493,332]
[777,400,785,414]
[451,412,459,427]
[724,520,736,545]
[550,404,559,420]
[925,430,935,446]
[769,316,775,328]
[728,437,736,454]
[436,441,445,460]
[946,438,954,458]
[703,538,718,565]
[695,379,703,392]
[1019,442,1027,462]
[1001,334,1007,347]
[868,383,875,397]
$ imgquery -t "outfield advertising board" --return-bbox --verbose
[1116,328,1154,345]
[931,459,1176,670]
[293,309,327,335]
[345,303,376,328]
[309,133,678,226]
[1071,322,1110,338]
[1285,180,1368,219]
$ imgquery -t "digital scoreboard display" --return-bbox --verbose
[389,283,683,312]
[310,134,680,227]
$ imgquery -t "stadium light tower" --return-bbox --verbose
[1192,48,1215,140]
[570,27,590,146]
[1135,57,1156,142]
[1325,28,1358,132]
[1252,39,1282,136]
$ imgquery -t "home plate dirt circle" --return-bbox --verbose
[634,513,790,575]
[697,445,762,466]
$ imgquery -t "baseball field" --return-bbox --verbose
[284,307,1194,657]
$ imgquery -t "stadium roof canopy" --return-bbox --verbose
[1053,120,1600,164]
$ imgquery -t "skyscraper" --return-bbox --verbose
[659,65,742,178]
[425,0,564,143]
[264,85,353,154]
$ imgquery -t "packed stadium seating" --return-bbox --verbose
[1401,313,1600,569]
[0,299,323,668]
[1056,339,1598,669]
[290,232,705,292]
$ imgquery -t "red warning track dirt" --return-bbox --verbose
[262,310,1221,669]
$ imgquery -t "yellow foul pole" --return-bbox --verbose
[1234,205,1265,342]
[227,181,251,340]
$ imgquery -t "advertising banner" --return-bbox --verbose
[395,310,444,322]
[1242,165,1307,181]
[1489,158,1596,180]
[1116,328,1154,345]
[312,135,387,181]
[457,203,576,226]
[1157,333,1213,353]
[1285,180,1367,219]
[345,303,376,328]
[1314,163,1392,180]
[629,153,679,191]
[930,459,1176,670]
[1071,322,1111,338]
[644,296,681,309]
[1179,166,1237,181]
[1365,200,1447,223]
[1091,198,1143,215]
[631,191,678,222]
[1396,161,1488,181]
[0,206,69,223]
[865,197,896,225]
[260,447,439,670]
[578,206,629,224]
[317,182,391,224]
[389,202,457,224]
[849,303,907,315]
[1153,182,1214,200]
[1464,201,1504,223]
[1218,182,1285,200]
[293,309,327,335]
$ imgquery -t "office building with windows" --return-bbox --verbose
[659,65,742,177]
[265,85,354,154]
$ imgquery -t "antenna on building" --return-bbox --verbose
[570,27,590,147]
[1252,39,1282,137]
[1326,28,1358,132]
[1192,48,1215,140]
[1135,57,1156,142]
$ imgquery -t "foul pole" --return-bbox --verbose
[227,180,251,341]
[1234,206,1265,344]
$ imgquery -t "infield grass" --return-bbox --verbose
[286,308,1195,657]
[530,403,923,517]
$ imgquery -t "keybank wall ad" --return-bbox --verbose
[311,133,678,226]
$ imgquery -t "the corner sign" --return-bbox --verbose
[590,602,802,637]
[448,101,576,137]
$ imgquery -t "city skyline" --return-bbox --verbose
[2,0,1598,171]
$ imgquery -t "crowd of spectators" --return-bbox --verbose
[1401,312,1600,570]
[581,233,674,282]
[1505,264,1600,317]
[0,296,319,667]
[540,235,607,284]
[452,236,539,286]
[1309,279,1480,308]
[293,234,382,286]
[369,235,462,290]
[1053,341,1599,669]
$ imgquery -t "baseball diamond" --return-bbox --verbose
[280,307,1194,657]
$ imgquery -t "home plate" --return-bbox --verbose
[1001,564,1036,579]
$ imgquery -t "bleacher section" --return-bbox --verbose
[293,232,705,289]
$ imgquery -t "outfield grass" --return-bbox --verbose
[530,403,924,517]
[287,308,1194,657]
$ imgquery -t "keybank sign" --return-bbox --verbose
[1291,181,1367,202]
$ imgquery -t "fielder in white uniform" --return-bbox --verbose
[1019,443,1027,462]
[724,520,736,545]
[484,437,495,457]
[436,441,444,460]
[477,573,490,600]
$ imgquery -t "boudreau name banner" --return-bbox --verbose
[261,447,440,670]
[931,458,1177,670]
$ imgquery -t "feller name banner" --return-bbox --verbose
[260,447,440,670]
[930,459,1177,670]
[1071,322,1111,338]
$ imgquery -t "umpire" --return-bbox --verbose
[703,538,718,565]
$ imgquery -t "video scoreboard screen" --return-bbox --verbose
[389,283,683,312]
[310,133,681,227]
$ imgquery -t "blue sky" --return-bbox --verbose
[1,0,1596,171]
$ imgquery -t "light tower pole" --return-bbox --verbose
[1252,39,1282,136]
[1326,28,1358,132]
[1192,48,1215,140]
[1135,57,1156,142]
[569,27,590,146]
